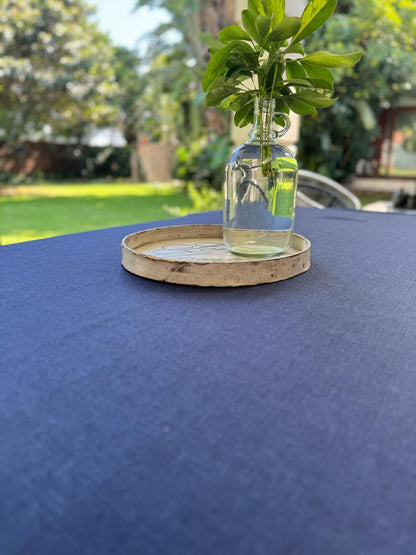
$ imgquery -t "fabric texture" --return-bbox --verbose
[1,207,416,554]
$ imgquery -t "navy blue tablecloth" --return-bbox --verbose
[1,207,416,554]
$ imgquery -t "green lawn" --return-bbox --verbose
[0,181,392,245]
[356,191,393,205]
[0,182,193,245]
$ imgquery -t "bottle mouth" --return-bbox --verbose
[254,96,276,113]
[247,130,277,143]
[249,97,290,141]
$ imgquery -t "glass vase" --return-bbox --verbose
[223,97,298,256]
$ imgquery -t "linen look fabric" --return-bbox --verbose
[1,208,416,554]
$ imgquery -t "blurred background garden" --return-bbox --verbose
[1,0,415,244]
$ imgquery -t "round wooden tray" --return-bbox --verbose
[121,224,310,287]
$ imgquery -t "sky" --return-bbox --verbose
[91,0,170,51]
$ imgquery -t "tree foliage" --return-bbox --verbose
[0,0,120,143]
[298,0,416,180]
[134,0,234,142]
[135,0,232,68]
[113,47,146,143]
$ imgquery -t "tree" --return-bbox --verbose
[134,0,235,141]
[0,0,120,144]
[113,47,147,180]
[297,0,416,181]
[136,0,233,67]
[113,43,197,179]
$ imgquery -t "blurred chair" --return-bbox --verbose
[296,169,361,210]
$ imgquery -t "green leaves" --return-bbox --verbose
[289,90,337,108]
[284,43,304,56]
[241,10,261,43]
[284,97,317,115]
[301,50,364,67]
[300,62,334,84]
[263,0,285,26]
[264,61,283,91]
[292,0,337,44]
[202,40,255,89]
[234,101,254,127]
[201,0,364,122]
[248,0,266,16]
[239,3,296,46]
[300,62,334,90]
[218,25,250,44]
[230,91,253,111]
[268,17,301,42]
[205,78,239,106]
[255,15,272,39]
[281,89,337,115]
[286,61,307,80]
[202,43,235,92]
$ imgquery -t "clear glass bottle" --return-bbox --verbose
[223,97,298,256]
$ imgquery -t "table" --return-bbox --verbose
[1,207,416,554]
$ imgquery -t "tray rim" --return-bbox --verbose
[121,224,311,287]
[121,224,310,265]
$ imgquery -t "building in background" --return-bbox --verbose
[374,102,416,179]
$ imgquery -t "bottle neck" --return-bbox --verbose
[247,97,277,145]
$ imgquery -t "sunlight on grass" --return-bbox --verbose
[1,182,183,200]
[2,231,59,244]
[1,182,192,245]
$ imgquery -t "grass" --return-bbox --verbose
[0,180,393,245]
[355,191,392,205]
[0,182,193,245]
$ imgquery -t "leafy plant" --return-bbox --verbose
[174,135,232,190]
[202,0,363,129]
[164,183,222,217]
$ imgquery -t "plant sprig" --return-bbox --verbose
[202,0,363,128]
